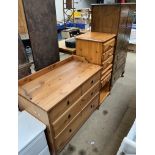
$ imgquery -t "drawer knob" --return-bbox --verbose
[68,114,71,119]
[69,129,72,133]
[91,80,94,84]
[91,105,93,108]
[67,100,70,106]
[91,92,94,96]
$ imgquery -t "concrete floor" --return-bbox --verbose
[59,52,136,155]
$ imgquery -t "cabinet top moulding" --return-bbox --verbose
[18,55,101,112]
[76,32,116,43]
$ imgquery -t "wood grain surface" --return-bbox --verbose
[76,32,116,43]
[19,56,101,111]
[22,0,59,71]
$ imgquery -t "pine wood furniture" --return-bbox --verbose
[76,32,116,104]
[18,0,28,35]
[91,3,136,86]
[18,55,101,155]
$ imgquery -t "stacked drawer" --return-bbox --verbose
[18,56,101,155]
[101,38,115,88]
[76,32,116,103]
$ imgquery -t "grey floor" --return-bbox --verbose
[59,52,136,155]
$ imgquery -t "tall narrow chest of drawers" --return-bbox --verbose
[18,55,101,155]
[76,32,116,104]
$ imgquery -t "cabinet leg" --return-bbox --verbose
[121,71,125,77]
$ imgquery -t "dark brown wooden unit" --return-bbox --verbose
[22,0,59,71]
[91,3,136,86]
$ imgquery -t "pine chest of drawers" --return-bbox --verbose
[76,32,116,104]
[18,55,101,155]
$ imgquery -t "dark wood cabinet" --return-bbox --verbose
[22,0,60,71]
[91,3,136,86]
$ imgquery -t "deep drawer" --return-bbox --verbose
[82,71,100,94]
[49,87,81,123]
[103,38,115,52]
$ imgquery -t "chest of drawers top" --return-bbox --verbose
[18,55,101,112]
[76,32,116,43]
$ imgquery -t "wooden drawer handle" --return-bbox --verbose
[69,129,72,133]
[68,114,71,119]
[67,100,70,106]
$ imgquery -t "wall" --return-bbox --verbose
[55,0,96,22]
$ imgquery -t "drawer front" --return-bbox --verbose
[49,87,81,123]
[81,93,99,122]
[103,38,115,52]
[101,64,112,77]
[114,51,127,63]
[52,82,100,137]
[102,55,113,70]
[101,68,112,81]
[102,47,114,62]
[82,71,100,94]
[113,57,126,73]
[101,73,112,88]
[55,94,99,151]
[112,63,125,85]
[80,82,100,110]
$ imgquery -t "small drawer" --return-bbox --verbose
[101,73,112,88]
[80,82,100,110]
[103,38,115,52]
[102,47,114,61]
[101,64,112,77]
[81,93,99,122]
[102,55,113,70]
[49,87,81,123]
[101,68,112,81]
[55,94,99,151]
[82,71,100,94]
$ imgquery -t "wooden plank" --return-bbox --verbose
[22,0,59,71]
[18,0,28,35]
